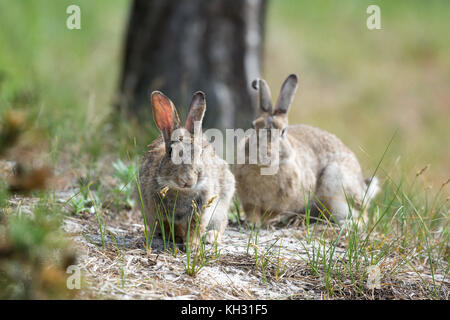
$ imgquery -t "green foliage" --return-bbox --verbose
[112,159,136,209]
[0,196,76,299]
[70,195,90,215]
[296,168,449,299]
[183,214,214,278]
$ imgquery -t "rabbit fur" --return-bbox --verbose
[139,91,235,245]
[234,74,379,226]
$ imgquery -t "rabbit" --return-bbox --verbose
[139,90,235,246]
[234,74,380,226]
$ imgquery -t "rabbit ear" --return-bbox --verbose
[151,91,181,150]
[274,74,298,115]
[185,91,206,134]
[252,78,273,113]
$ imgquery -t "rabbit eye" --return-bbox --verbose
[193,168,202,177]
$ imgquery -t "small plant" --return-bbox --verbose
[111,232,126,289]
[229,198,242,229]
[182,200,219,277]
[274,241,289,281]
[133,171,153,250]
[112,159,136,210]
[68,172,103,215]
[70,195,88,215]
[0,196,77,299]
[258,238,280,283]
[152,187,179,256]
[91,192,106,250]
[245,208,271,256]
[69,192,93,215]
[184,214,207,277]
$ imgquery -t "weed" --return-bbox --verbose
[112,159,136,210]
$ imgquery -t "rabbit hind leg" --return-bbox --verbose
[315,163,362,226]
[202,202,230,244]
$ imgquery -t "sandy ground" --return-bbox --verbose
[61,205,449,300]
[1,159,448,300]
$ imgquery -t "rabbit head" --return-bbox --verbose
[251,74,298,132]
[250,74,299,162]
[151,91,207,191]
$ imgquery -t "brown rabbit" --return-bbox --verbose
[139,91,235,245]
[234,74,379,226]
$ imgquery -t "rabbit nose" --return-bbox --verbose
[265,116,274,127]
[179,176,196,188]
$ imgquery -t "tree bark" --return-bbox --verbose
[117,0,267,131]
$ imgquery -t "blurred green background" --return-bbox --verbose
[0,0,449,187]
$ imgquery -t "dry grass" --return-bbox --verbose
[59,192,448,300]
[1,151,448,300]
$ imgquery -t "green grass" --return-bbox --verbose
[183,217,212,278]
[111,232,126,289]
[294,165,448,298]
[0,188,76,299]
[134,171,152,250]
[0,0,154,167]
[152,191,222,277]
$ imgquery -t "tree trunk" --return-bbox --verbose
[117,0,267,131]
